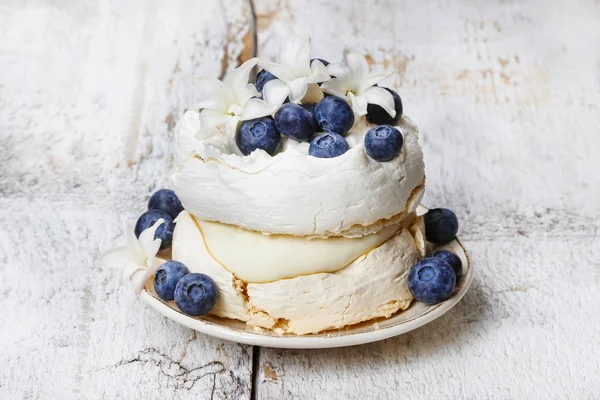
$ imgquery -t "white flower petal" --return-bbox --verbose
[262,79,289,107]
[241,98,278,120]
[131,268,154,295]
[236,84,260,106]
[200,109,231,130]
[327,62,351,81]
[260,61,294,82]
[364,86,396,118]
[223,58,258,91]
[307,59,331,83]
[320,79,348,97]
[294,37,312,69]
[279,36,304,68]
[197,98,227,111]
[125,226,145,259]
[348,92,368,116]
[199,78,234,105]
[138,219,163,257]
[358,72,392,93]
[301,83,324,104]
[287,78,308,103]
[226,115,241,136]
[344,47,369,79]
[122,260,146,285]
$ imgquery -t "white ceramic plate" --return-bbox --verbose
[140,208,472,349]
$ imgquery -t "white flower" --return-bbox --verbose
[321,48,396,117]
[101,220,165,295]
[260,37,330,105]
[198,58,277,135]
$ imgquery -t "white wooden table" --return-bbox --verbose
[1,1,599,398]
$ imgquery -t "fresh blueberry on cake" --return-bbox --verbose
[134,210,174,250]
[408,258,456,304]
[235,116,281,156]
[108,37,465,335]
[315,96,355,135]
[254,69,277,93]
[364,125,404,161]
[309,132,349,158]
[154,261,190,301]
[274,103,316,142]
[301,103,320,131]
[367,87,403,125]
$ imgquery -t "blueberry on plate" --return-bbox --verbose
[424,208,459,244]
[134,210,174,250]
[364,125,403,161]
[366,87,403,125]
[309,132,349,158]
[408,258,456,305]
[148,189,184,220]
[432,250,463,281]
[254,69,277,92]
[274,103,316,142]
[154,261,190,301]
[315,96,355,135]
[236,117,281,156]
[174,273,218,316]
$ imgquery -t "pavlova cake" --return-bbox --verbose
[105,38,463,335]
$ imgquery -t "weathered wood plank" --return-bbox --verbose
[254,0,600,398]
[254,235,600,399]
[0,1,256,398]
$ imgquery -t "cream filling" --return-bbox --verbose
[197,218,401,283]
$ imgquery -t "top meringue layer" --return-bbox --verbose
[170,110,425,237]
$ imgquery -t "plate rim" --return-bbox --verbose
[139,232,472,349]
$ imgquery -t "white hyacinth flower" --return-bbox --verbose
[321,48,396,117]
[260,37,331,105]
[198,58,278,135]
[102,220,165,295]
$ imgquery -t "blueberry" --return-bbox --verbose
[408,258,456,305]
[315,96,355,136]
[311,58,330,67]
[432,250,463,281]
[274,103,316,142]
[174,273,218,316]
[235,117,281,156]
[424,208,459,244]
[148,189,184,220]
[154,261,190,301]
[255,69,277,92]
[366,87,403,125]
[301,103,322,131]
[134,210,174,250]
[364,125,403,162]
[309,132,349,158]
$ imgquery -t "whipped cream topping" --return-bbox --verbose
[172,210,425,334]
[171,110,425,237]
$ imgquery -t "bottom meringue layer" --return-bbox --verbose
[172,211,426,335]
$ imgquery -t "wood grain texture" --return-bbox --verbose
[2,0,599,399]
[254,0,600,398]
[0,1,255,399]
